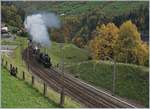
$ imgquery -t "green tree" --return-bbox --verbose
[15,15,22,28]
[2,5,24,28]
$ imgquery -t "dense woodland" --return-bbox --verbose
[1,1,149,66]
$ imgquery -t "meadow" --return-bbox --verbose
[2,36,149,107]
[1,67,58,108]
[39,39,149,107]
[41,42,90,65]
[1,37,81,108]
[40,37,149,107]
[66,61,149,107]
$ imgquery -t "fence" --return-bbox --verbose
[1,58,49,95]
[1,58,80,107]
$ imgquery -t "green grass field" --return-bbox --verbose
[2,36,149,107]
[41,42,90,65]
[1,37,81,108]
[1,67,58,108]
[66,61,149,107]
[41,40,149,107]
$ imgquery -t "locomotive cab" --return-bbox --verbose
[42,54,52,68]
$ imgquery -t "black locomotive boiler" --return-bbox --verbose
[37,52,52,68]
[28,40,52,68]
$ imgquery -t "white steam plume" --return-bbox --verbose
[24,13,60,47]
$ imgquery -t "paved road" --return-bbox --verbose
[1,45,17,53]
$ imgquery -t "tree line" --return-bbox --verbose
[89,20,148,66]
[113,5,149,41]
[50,4,148,47]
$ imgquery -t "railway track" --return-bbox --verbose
[23,49,136,108]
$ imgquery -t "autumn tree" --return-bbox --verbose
[50,29,64,43]
[134,42,149,66]
[72,36,85,48]
[62,24,71,43]
[115,20,148,65]
[89,23,119,60]
[114,20,140,63]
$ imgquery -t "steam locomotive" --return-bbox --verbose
[28,40,52,68]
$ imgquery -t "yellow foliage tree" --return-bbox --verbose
[89,20,148,66]
[89,23,119,60]
[115,20,148,65]
[133,42,149,65]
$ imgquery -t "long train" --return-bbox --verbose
[28,40,52,68]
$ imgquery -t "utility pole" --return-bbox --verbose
[59,13,66,107]
[44,47,46,54]
[104,56,116,95]
[27,40,30,71]
[20,43,23,65]
[59,43,65,107]
[112,57,116,95]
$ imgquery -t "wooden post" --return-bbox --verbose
[2,58,4,66]
[27,48,29,71]
[31,76,34,85]
[20,43,23,65]
[27,41,30,71]
[15,67,18,77]
[5,61,8,68]
[112,57,116,95]
[59,43,65,107]
[22,71,25,80]
[60,87,65,107]
[9,64,12,72]
[43,83,47,96]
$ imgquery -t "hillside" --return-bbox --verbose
[2,35,149,107]
[66,61,149,107]
[1,67,58,108]
[9,1,148,16]
[41,42,90,65]
[1,36,81,108]
[2,1,148,43]
[41,41,148,107]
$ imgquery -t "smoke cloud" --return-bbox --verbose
[24,13,60,47]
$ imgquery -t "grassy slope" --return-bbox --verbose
[1,37,81,108]
[1,67,58,108]
[2,36,149,107]
[41,42,90,65]
[67,61,149,107]
[1,35,27,45]
[41,41,149,107]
